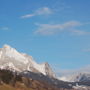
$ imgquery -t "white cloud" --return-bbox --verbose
[71,30,90,35]
[35,7,52,15]
[34,21,83,35]
[0,27,9,31]
[21,7,53,19]
[34,21,90,36]
[21,14,35,19]
[82,49,90,52]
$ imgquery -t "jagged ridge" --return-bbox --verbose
[0,44,55,78]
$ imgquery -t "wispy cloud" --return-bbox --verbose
[0,27,9,31]
[82,48,90,52]
[21,14,35,19]
[34,21,87,35]
[71,30,90,35]
[34,21,90,36]
[21,7,53,19]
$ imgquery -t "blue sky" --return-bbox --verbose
[0,0,90,73]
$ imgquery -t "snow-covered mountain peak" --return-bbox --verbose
[3,44,17,52]
[1,44,28,64]
[3,44,17,53]
[0,44,55,78]
[3,44,11,49]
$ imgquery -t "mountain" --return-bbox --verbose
[0,44,90,90]
[59,72,90,82]
[0,44,55,78]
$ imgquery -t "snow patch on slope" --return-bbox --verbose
[0,62,20,71]
[22,53,50,75]
[0,51,2,59]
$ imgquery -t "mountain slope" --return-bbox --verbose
[0,44,55,78]
[0,69,74,90]
[0,69,60,90]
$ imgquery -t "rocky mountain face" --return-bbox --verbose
[0,44,55,78]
